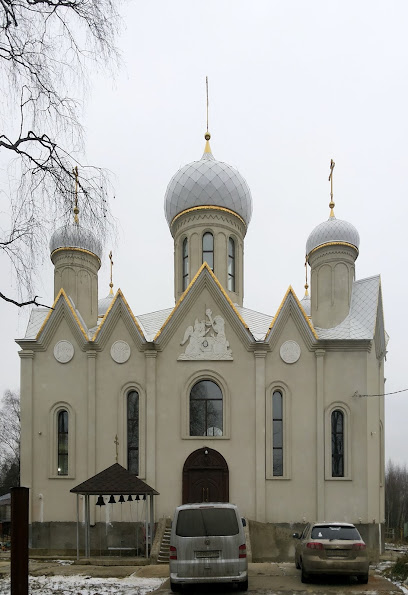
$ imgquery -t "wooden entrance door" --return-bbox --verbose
[182,447,229,504]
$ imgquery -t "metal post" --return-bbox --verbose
[76,494,79,560]
[11,487,29,595]
[150,494,155,543]
[145,499,149,558]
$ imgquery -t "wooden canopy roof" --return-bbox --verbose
[70,463,159,496]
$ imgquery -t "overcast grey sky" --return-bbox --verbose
[1,1,407,465]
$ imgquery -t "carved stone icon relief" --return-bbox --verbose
[110,340,131,364]
[54,340,74,364]
[179,309,233,360]
[280,340,301,364]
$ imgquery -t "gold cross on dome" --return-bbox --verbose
[73,166,79,223]
[109,251,114,295]
[328,159,335,217]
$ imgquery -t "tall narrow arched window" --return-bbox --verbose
[331,410,344,477]
[228,237,235,292]
[190,380,223,436]
[272,390,283,476]
[57,410,68,476]
[202,232,214,270]
[182,237,189,291]
[127,391,139,474]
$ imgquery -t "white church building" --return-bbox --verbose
[17,132,386,559]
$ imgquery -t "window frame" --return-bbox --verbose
[119,382,146,479]
[182,371,230,439]
[227,236,236,292]
[325,403,351,480]
[202,231,214,271]
[182,237,189,291]
[127,389,140,475]
[189,379,224,437]
[49,402,76,479]
[266,383,291,479]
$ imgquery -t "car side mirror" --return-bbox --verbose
[241,518,247,527]
[292,532,300,539]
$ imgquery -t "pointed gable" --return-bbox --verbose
[265,286,318,349]
[154,263,255,350]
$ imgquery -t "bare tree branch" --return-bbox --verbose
[0,0,122,307]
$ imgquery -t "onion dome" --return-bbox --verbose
[164,133,253,227]
[300,288,311,316]
[306,215,360,257]
[49,223,102,260]
[98,292,114,318]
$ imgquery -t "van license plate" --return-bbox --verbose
[195,550,219,559]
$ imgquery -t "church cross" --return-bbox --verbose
[114,434,119,463]
[328,159,335,217]
[73,166,79,224]
[109,251,114,295]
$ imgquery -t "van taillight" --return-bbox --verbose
[170,545,177,560]
[239,544,247,558]
[307,542,324,550]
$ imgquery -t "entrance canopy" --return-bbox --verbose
[71,463,159,559]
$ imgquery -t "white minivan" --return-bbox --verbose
[169,502,248,592]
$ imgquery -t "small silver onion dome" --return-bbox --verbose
[300,294,311,317]
[164,135,253,227]
[98,292,114,317]
[50,223,102,260]
[306,216,360,256]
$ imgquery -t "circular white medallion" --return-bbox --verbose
[280,340,301,364]
[54,340,74,363]
[110,340,131,364]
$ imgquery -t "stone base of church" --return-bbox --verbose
[29,520,385,561]
[249,521,384,563]
[30,522,147,556]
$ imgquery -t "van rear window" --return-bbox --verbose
[176,508,239,537]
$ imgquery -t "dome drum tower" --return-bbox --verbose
[164,134,252,306]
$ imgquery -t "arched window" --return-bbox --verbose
[331,409,344,477]
[202,232,214,270]
[190,380,223,436]
[228,237,235,291]
[127,390,139,474]
[57,410,68,476]
[272,390,283,476]
[182,237,189,291]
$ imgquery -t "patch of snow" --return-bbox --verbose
[0,575,165,595]
[52,559,75,565]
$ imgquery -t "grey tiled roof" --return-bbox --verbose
[316,275,380,340]
[234,305,273,340]
[164,149,253,226]
[300,294,311,317]
[24,308,49,339]
[136,308,173,341]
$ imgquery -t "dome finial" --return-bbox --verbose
[304,257,309,297]
[73,165,80,224]
[328,158,335,218]
[204,76,212,154]
[108,250,114,295]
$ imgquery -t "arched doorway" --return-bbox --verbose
[182,447,229,504]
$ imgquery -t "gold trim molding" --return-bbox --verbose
[308,241,359,258]
[171,206,246,227]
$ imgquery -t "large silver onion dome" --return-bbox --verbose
[306,215,360,256]
[164,136,253,227]
[50,223,103,260]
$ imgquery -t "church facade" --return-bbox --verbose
[17,133,386,558]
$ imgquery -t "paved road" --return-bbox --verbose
[155,563,403,594]
[0,557,404,594]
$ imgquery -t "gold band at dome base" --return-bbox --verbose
[171,205,246,227]
[51,246,101,265]
[308,241,359,258]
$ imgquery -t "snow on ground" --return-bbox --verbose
[0,575,165,595]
